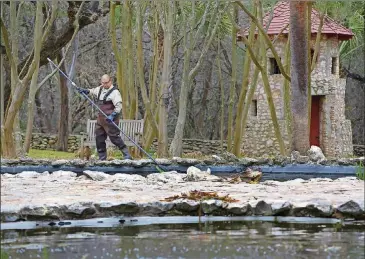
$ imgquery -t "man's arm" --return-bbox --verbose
[111,90,122,114]
[88,86,101,97]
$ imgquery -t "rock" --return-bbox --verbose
[51,170,77,178]
[212,155,224,162]
[110,159,133,166]
[307,146,326,162]
[291,151,310,163]
[147,171,185,184]
[271,201,292,215]
[112,174,147,183]
[172,157,200,166]
[239,157,258,166]
[221,152,239,162]
[155,158,172,165]
[201,200,224,214]
[130,159,153,168]
[307,201,334,217]
[70,159,88,167]
[65,203,96,217]
[52,160,70,167]
[83,170,110,181]
[240,168,263,183]
[226,203,251,215]
[256,156,273,165]
[139,202,175,215]
[175,200,200,212]
[337,158,352,166]
[253,200,272,216]
[273,156,290,166]
[16,171,40,178]
[336,200,364,217]
[96,201,140,215]
[185,166,221,182]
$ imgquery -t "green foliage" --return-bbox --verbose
[355,161,364,180]
[0,250,10,259]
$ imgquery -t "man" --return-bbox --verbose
[77,74,132,160]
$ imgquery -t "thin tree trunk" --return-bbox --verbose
[217,41,224,152]
[23,2,43,153]
[125,0,136,119]
[136,2,158,136]
[283,35,292,145]
[307,2,312,133]
[56,52,69,151]
[157,0,175,157]
[289,1,310,153]
[232,1,257,155]
[227,5,239,152]
[170,3,227,157]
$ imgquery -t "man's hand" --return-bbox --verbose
[77,87,90,95]
[106,112,118,123]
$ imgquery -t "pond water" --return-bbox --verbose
[1,219,364,259]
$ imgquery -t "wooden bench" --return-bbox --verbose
[82,119,144,148]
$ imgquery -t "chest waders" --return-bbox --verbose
[95,86,131,160]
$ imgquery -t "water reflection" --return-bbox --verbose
[1,221,364,258]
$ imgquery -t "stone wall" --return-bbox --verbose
[24,134,81,152]
[25,132,360,157]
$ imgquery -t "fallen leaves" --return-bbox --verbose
[160,190,239,203]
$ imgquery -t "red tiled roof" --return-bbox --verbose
[239,1,354,40]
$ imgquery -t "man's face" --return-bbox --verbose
[101,78,112,89]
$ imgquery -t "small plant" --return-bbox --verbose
[355,161,364,180]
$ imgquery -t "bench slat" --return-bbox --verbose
[84,119,144,147]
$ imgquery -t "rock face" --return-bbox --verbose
[1,170,364,221]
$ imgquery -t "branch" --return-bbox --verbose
[235,1,291,82]
[342,67,365,84]
[17,1,110,77]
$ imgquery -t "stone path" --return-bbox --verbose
[1,170,364,221]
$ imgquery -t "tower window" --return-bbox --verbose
[269,58,281,75]
[331,57,338,75]
[250,100,258,116]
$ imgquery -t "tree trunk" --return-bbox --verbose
[56,52,69,151]
[23,2,43,153]
[227,5,239,152]
[232,2,257,156]
[170,3,226,157]
[158,1,175,157]
[290,1,310,153]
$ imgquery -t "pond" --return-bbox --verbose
[1,218,364,259]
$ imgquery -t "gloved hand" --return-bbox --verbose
[106,112,118,123]
[77,87,90,95]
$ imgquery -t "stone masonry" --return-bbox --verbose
[241,34,353,158]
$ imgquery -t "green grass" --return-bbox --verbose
[355,161,364,180]
[27,149,76,160]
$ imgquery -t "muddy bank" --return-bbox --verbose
[1,169,364,222]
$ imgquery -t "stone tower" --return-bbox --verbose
[238,1,354,158]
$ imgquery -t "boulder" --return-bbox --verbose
[307,146,326,162]
[184,166,221,182]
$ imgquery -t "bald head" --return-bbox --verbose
[101,74,112,89]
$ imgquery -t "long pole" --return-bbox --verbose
[47,58,166,172]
